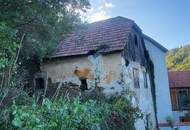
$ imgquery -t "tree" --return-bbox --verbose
[166,45,190,71]
[0,0,90,88]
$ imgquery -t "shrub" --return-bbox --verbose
[105,97,142,130]
[1,98,105,130]
[0,95,141,130]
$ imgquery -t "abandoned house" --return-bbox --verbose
[168,71,190,127]
[38,16,173,130]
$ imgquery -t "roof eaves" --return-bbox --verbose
[143,34,168,53]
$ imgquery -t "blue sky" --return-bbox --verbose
[85,0,190,49]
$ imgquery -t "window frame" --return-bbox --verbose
[134,34,138,46]
[143,71,148,88]
[177,89,190,110]
[133,68,140,88]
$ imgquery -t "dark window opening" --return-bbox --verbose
[80,79,88,91]
[178,89,190,110]
[133,68,140,88]
[143,71,148,88]
[134,35,138,46]
[88,50,97,55]
[35,78,45,89]
[125,59,129,67]
[180,116,190,123]
[141,37,145,47]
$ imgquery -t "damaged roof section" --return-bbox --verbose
[51,16,135,58]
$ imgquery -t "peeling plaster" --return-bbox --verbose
[62,77,81,86]
[103,81,126,97]
[41,52,156,130]
[88,54,106,87]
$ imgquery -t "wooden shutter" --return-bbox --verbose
[170,89,179,111]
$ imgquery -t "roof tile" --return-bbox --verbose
[168,71,190,88]
[51,16,134,58]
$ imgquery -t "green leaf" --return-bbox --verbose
[12,118,23,128]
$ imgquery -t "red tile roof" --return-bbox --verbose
[168,71,190,88]
[51,16,135,58]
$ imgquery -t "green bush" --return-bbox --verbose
[105,97,142,130]
[0,97,141,130]
[1,98,104,130]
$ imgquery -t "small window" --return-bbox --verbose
[35,78,45,89]
[134,35,138,46]
[143,71,148,88]
[80,79,88,91]
[178,89,189,110]
[133,68,140,88]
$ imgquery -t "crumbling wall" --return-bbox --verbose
[41,52,122,90]
[41,51,156,130]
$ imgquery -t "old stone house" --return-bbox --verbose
[38,16,172,130]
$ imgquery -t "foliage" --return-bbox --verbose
[0,87,31,109]
[0,22,19,71]
[105,97,142,130]
[0,0,90,60]
[0,96,141,130]
[167,45,190,71]
[0,22,20,88]
[0,0,90,88]
[1,98,103,130]
[165,116,179,130]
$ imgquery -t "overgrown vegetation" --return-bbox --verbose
[165,116,179,130]
[167,45,190,71]
[0,0,90,89]
[0,0,90,112]
[0,95,141,130]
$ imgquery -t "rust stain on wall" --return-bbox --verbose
[74,68,92,79]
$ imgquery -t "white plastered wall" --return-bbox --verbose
[144,38,173,127]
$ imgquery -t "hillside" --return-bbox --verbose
[166,45,190,71]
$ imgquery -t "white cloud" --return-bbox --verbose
[104,2,114,8]
[86,1,114,22]
[89,11,110,22]
[98,2,114,10]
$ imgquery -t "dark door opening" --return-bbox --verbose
[35,78,45,89]
[80,79,88,91]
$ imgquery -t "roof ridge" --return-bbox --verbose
[89,16,134,24]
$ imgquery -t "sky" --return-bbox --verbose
[84,0,190,49]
